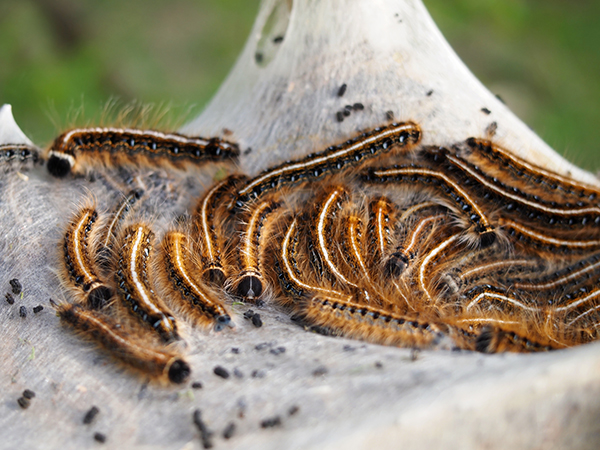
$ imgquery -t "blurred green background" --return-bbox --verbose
[0,0,598,169]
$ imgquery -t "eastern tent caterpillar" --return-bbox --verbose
[312,186,357,289]
[62,206,113,309]
[232,199,280,302]
[160,231,232,331]
[115,224,180,343]
[235,122,421,206]
[0,144,40,171]
[192,175,248,285]
[302,295,448,348]
[465,138,600,201]
[53,301,190,383]
[46,128,240,178]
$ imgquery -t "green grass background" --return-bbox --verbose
[0,0,598,169]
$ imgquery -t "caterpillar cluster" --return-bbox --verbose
[45,122,600,382]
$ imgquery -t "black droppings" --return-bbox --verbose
[254,52,264,64]
[93,433,106,444]
[269,346,286,356]
[251,369,266,378]
[19,306,27,318]
[251,313,263,328]
[486,121,498,136]
[243,147,253,155]
[375,361,383,369]
[342,108,351,117]
[22,389,35,399]
[213,365,230,379]
[17,397,30,409]
[255,342,272,351]
[312,366,328,377]
[191,381,203,390]
[193,409,214,449]
[243,309,264,328]
[352,102,364,110]
[137,383,148,400]
[288,405,299,416]
[385,110,394,120]
[336,111,344,122]
[5,293,14,305]
[273,35,284,44]
[231,347,240,354]
[481,107,491,115]
[337,83,347,97]
[83,406,100,425]
[343,345,355,352]
[222,422,236,439]
[33,305,43,314]
[260,416,282,428]
[233,368,244,379]
[9,278,22,295]
[426,89,434,96]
